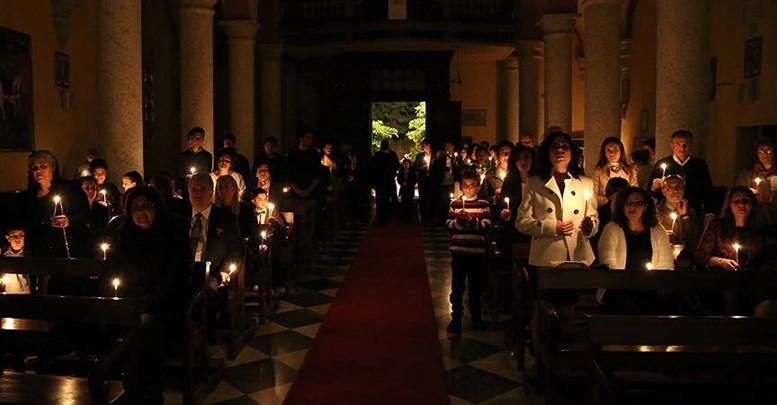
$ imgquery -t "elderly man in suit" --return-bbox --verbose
[188,173,242,291]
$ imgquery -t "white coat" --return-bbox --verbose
[515,175,599,266]
[597,222,674,270]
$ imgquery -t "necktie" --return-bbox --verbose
[190,213,203,261]
[257,211,266,224]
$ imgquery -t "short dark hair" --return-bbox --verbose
[223,133,236,142]
[460,170,481,184]
[265,136,277,144]
[78,176,97,187]
[380,139,390,150]
[538,131,583,180]
[122,171,145,186]
[642,138,655,151]
[188,127,205,137]
[604,177,629,198]
[90,158,108,171]
[497,140,515,151]
[250,187,268,200]
[149,174,174,197]
[630,149,650,166]
[671,130,693,140]
[612,187,658,229]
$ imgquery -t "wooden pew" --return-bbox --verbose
[586,315,777,404]
[0,294,141,405]
[532,268,777,402]
[223,246,257,360]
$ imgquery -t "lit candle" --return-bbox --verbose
[228,263,237,283]
[646,262,653,271]
[479,173,486,183]
[660,163,668,179]
[583,190,591,217]
[100,242,109,260]
[755,177,762,189]
[733,242,741,266]
[461,195,466,210]
[189,166,196,175]
[498,170,506,181]
[53,195,62,217]
[669,212,678,233]
[100,189,107,202]
[283,187,290,193]
[504,196,510,209]
[112,278,120,298]
[260,230,268,248]
[52,195,71,258]
[454,152,458,158]
[81,169,90,177]
[449,192,454,201]
[267,202,275,219]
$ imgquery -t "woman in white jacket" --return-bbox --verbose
[598,187,673,312]
[516,131,598,267]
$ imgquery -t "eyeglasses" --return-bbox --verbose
[624,200,646,207]
[731,198,752,205]
[7,234,24,240]
[130,203,155,212]
[758,147,773,155]
[461,183,479,190]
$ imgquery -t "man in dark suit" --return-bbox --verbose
[188,173,242,286]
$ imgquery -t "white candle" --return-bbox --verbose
[504,197,510,209]
[733,242,741,266]
[267,202,275,219]
[660,163,668,179]
[100,189,107,202]
[112,278,120,298]
[100,243,109,260]
[479,173,486,183]
[669,212,678,233]
[53,195,62,216]
[583,190,591,218]
[461,195,466,210]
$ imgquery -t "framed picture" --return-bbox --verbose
[0,26,35,151]
[55,51,69,88]
[744,36,762,79]
[461,109,487,127]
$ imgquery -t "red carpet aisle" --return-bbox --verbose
[283,222,450,405]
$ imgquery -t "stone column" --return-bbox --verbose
[516,41,543,144]
[499,57,520,143]
[655,0,710,158]
[179,0,217,153]
[540,14,577,134]
[221,20,259,166]
[259,44,283,149]
[583,0,622,175]
[96,0,143,181]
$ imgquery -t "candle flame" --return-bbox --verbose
[504,197,510,205]
[260,230,267,239]
[100,243,109,252]
[454,152,458,157]
[733,243,741,252]
[660,163,668,170]
[583,190,591,200]
[283,187,290,193]
[81,170,90,177]
[646,262,653,271]
[449,193,454,200]
[100,189,107,195]
[228,263,237,274]
[53,195,61,204]
[267,202,275,211]
[755,177,762,185]
[669,212,678,220]
[189,167,196,174]
[112,278,120,289]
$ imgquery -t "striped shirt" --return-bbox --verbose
[447,198,491,255]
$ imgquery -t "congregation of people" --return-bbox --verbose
[2,123,777,401]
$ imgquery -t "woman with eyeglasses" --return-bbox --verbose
[116,186,189,404]
[516,131,599,267]
[597,187,673,313]
[735,137,777,206]
[591,137,638,206]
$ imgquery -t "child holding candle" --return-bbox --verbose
[446,171,491,333]
[1,226,30,294]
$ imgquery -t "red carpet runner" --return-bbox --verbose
[283,222,449,405]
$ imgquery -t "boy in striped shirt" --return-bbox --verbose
[446,171,491,333]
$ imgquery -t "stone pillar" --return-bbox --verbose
[179,0,217,153]
[516,41,543,144]
[221,20,259,166]
[499,57,520,143]
[655,0,710,158]
[583,0,622,175]
[259,44,283,149]
[540,14,577,134]
[97,0,143,181]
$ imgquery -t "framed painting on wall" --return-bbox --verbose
[461,109,487,127]
[0,26,34,151]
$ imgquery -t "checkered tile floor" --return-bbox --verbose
[421,226,535,404]
[163,222,534,404]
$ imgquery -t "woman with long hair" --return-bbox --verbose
[591,137,638,206]
[735,137,777,206]
[214,175,257,242]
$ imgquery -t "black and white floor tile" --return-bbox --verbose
[421,226,535,405]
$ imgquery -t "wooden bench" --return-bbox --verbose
[0,256,109,295]
[586,315,777,404]
[223,245,257,360]
[0,294,141,405]
[533,268,777,402]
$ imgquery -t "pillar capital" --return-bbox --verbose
[221,19,259,40]
[178,0,217,10]
[516,40,543,59]
[539,14,578,36]
[499,57,520,70]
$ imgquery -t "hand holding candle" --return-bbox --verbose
[733,242,741,268]
[100,242,109,260]
[660,163,668,179]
